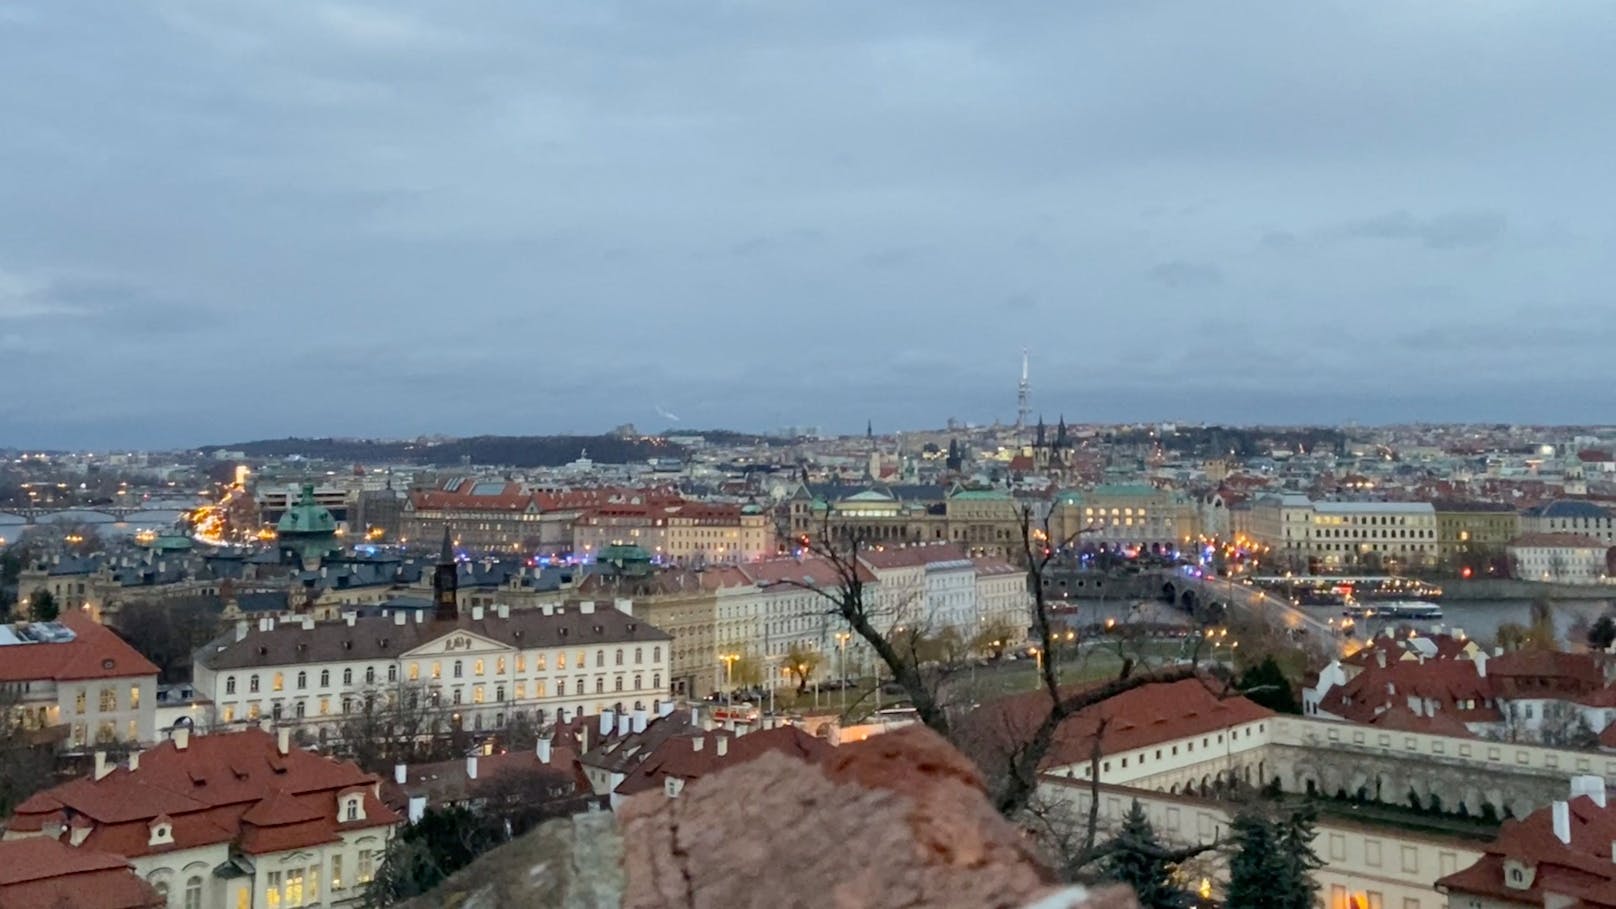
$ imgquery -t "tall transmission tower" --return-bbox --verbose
[1015,348,1031,431]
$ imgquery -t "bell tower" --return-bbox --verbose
[433,526,459,622]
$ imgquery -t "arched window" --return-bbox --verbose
[294,701,306,718]
[388,664,397,683]
[595,650,605,668]
[634,647,643,665]
[634,674,642,690]
[652,646,661,663]
[153,882,169,905]
[474,659,484,676]
[248,675,260,693]
[272,672,284,692]
[225,676,236,695]
[557,680,566,696]
[296,671,307,690]
[365,666,376,684]
[614,676,624,692]
[184,876,203,909]
[346,799,360,822]
[343,668,353,686]
[454,660,464,678]
[595,678,605,694]
[320,669,330,687]
[653,673,662,689]
[496,685,505,702]
[614,649,623,666]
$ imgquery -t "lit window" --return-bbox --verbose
[331,854,344,891]
[75,689,87,715]
[432,661,442,679]
[266,871,282,909]
[272,673,284,692]
[225,676,236,695]
[496,657,506,674]
[474,659,484,676]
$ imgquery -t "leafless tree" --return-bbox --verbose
[0,685,59,817]
[331,683,460,775]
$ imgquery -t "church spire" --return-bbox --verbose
[1035,414,1046,448]
[433,526,459,622]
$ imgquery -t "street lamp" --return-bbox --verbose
[1028,646,1042,675]
[835,632,851,713]
[720,653,740,706]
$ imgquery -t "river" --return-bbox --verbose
[0,509,187,547]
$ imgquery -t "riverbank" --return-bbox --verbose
[1438,579,1615,601]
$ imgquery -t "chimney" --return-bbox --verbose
[235,620,249,642]
[472,605,485,621]
[394,764,407,785]
[497,604,509,619]
[408,795,427,825]
[599,710,615,737]
[692,735,704,752]
[1553,800,1572,845]
[538,737,552,764]
[277,726,291,756]
[615,597,633,616]
[716,736,728,757]
[542,604,555,616]
[659,700,675,719]
[93,751,111,781]
[632,708,648,733]
[394,611,406,626]
[173,727,190,751]
[128,750,141,773]
[1475,649,1489,678]
[414,610,424,623]
[465,754,479,780]
[1375,650,1387,668]
[344,613,357,627]
[1571,775,1608,808]
[617,712,631,737]
[302,615,315,631]
[580,601,596,615]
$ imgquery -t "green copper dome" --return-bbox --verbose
[276,483,338,536]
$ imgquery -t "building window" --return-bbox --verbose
[474,659,485,676]
[320,669,330,687]
[388,664,397,683]
[358,850,375,884]
[365,666,376,684]
[432,661,442,679]
[296,671,307,690]
[249,675,260,693]
[517,655,526,672]
[319,698,330,716]
[409,662,420,681]
[615,649,624,666]
[266,871,282,909]
[496,657,506,674]
[184,876,203,909]
[343,668,353,686]
[453,689,462,705]
[223,706,235,723]
[225,676,236,695]
[346,800,360,822]
[515,682,525,699]
[496,685,506,702]
[454,660,464,679]
[653,673,661,689]
[285,869,304,908]
[596,650,605,668]
[155,883,170,906]
[557,680,566,696]
[99,687,116,712]
[272,672,284,692]
[473,685,485,704]
[331,855,344,891]
[295,700,306,718]
[634,674,642,690]
[653,646,661,663]
[595,678,605,694]
[615,676,624,692]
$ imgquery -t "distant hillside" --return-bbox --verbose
[199,435,686,467]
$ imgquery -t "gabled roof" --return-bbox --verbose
[1438,793,1616,906]
[0,612,158,684]
[0,839,163,909]
[613,724,833,796]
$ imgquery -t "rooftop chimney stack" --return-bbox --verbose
[472,605,485,621]
[600,710,615,737]
[1571,775,1608,808]
[235,620,249,642]
[659,699,675,719]
[93,751,111,781]
[615,597,633,616]
[395,764,407,785]
[466,754,479,781]
[1553,800,1572,845]
[277,726,291,756]
[127,750,140,773]
[692,736,704,752]
[617,712,631,737]
[173,727,190,751]
[538,737,552,764]
[716,736,728,757]
[633,708,648,733]
[394,611,406,626]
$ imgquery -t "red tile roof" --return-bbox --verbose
[858,543,972,570]
[964,678,1274,771]
[0,838,164,909]
[7,729,397,858]
[613,725,833,796]
[1438,794,1616,907]
[0,612,158,684]
[1316,659,1499,725]
[741,556,876,587]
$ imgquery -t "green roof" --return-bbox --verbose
[949,489,1009,501]
[276,483,338,536]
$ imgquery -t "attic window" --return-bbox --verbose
[560,628,569,637]
[627,623,637,632]
[378,638,389,649]
[343,641,353,650]
[257,646,269,656]
[101,658,115,670]
[593,625,603,634]
[148,822,173,846]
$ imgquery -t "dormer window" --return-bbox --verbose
[340,793,366,823]
[148,818,174,846]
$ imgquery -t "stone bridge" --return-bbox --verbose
[0,502,196,525]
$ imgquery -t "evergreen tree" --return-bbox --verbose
[1588,615,1616,651]
[28,590,57,622]
[1235,655,1300,715]
[1226,810,1283,909]
[1100,800,1182,908]
[1275,805,1323,909]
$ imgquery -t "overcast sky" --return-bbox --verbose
[3,2,1614,448]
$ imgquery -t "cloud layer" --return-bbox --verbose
[2,2,1614,447]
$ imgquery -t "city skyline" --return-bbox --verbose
[4,3,1616,448]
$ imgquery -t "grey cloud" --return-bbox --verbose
[1147,261,1224,289]
[2,1,1615,445]
[1325,210,1510,250]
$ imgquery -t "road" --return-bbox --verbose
[1199,575,1346,657]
